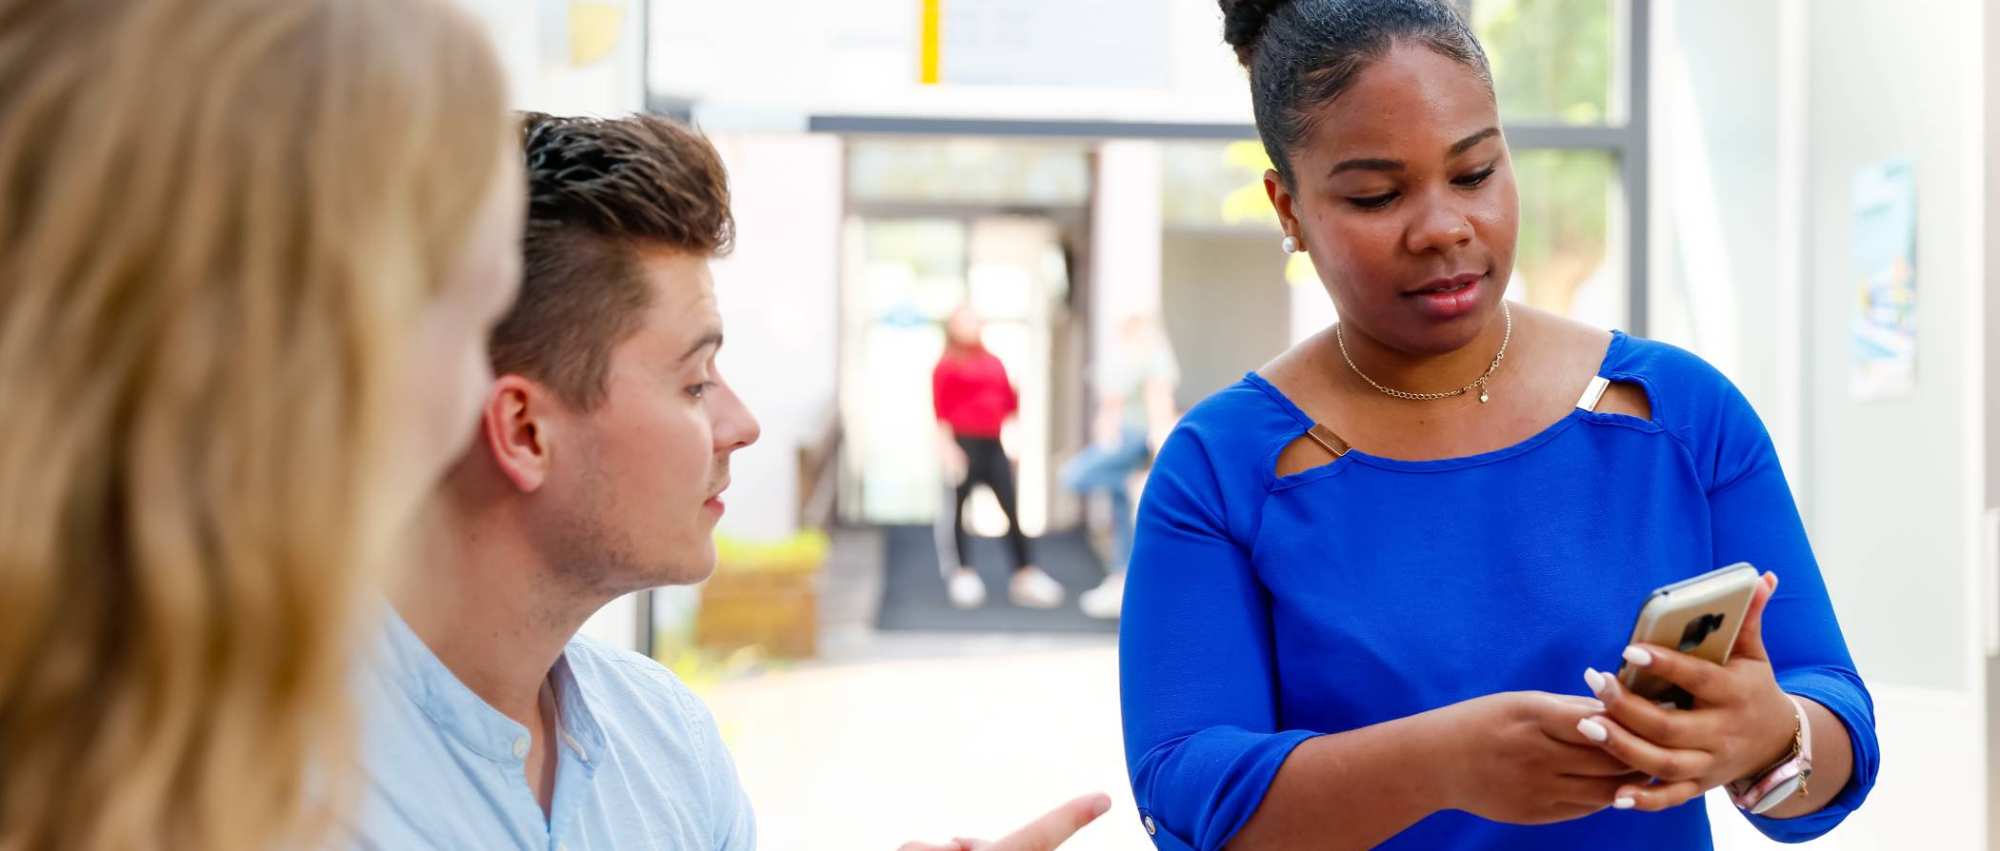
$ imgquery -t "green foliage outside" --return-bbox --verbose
[1476,0,1617,314]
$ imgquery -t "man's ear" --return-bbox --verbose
[480,374,556,493]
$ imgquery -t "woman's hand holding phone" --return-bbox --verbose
[1574,572,1798,812]
[1432,692,1649,825]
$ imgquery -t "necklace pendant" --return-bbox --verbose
[1478,389,1490,404]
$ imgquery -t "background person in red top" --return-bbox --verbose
[932,307,1065,610]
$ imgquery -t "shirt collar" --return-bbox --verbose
[547,651,607,773]
[377,606,606,772]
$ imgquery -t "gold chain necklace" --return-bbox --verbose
[1336,302,1512,404]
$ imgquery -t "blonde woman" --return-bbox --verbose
[0,0,521,848]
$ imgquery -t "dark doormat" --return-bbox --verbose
[874,525,1118,634]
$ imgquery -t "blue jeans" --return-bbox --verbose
[1061,426,1149,572]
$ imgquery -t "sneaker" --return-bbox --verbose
[1008,566,1066,609]
[947,568,987,609]
[1080,571,1125,620]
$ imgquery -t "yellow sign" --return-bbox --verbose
[553,0,623,69]
[919,0,941,84]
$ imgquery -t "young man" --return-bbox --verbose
[353,113,1105,850]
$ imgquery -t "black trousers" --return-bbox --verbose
[949,435,1032,571]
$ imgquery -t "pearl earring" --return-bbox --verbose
[1282,235,1299,254]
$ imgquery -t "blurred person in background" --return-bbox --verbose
[1063,313,1180,620]
[0,0,519,848]
[1118,0,1878,848]
[355,112,1104,851]
[932,307,1065,609]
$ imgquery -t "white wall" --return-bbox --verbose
[1657,1,1989,846]
[1800,0,1982,697]
[1648,0,1785,456]
[707,135,845,543]
[648,0,1254,127]
[1804,0,1986,846]
[1161,231,1290,406]
[1091,141,1166,379]
[1982,0,2000,843]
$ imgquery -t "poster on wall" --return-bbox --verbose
[1848,158,1918,400]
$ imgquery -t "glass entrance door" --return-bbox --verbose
[839,214,1070,536]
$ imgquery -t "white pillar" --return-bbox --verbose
[707,133,846,543]
[1089,141,1164,371]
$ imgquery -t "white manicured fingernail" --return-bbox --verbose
[1613,796,1636,810]
[1577,718,1609,743]
[1623,646,1654,667]
[1584,668,1606,694]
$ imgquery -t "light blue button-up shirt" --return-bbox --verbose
[350,611,755,850]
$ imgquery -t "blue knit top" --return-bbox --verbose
[1119,332,1878,849]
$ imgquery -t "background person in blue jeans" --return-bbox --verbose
[1119,1,1879,848]
[1066,314,1179,619]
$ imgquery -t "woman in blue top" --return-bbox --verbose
[1118,1,1880,848]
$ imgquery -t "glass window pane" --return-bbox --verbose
[1161,140,1279,230]
[859,220,965,317]
[1158,141,1298,401]
[1510,148,1623,328]
[841,219,964,525]
[1473,0,1620,126]
[847,138,1090,206]
[853,321,946,522]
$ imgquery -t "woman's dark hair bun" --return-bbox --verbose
[1224,0,1491,187]
[1220,0,1294,67]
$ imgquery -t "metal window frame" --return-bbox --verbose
[635,0,657,658]
[1626,0,1652,336]
[1476,0,1650,333]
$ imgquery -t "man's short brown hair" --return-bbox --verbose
[493,112,733,409]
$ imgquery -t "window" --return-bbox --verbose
[1472,0,1646,332]
[1513,148,1622,329]
[1153,1,1648,333]
[837,140,1086,533]
[1475,0,1621,125]
[847,138,1091,207]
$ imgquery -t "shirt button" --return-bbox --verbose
[511,737,530,760]
[1143,814,1156,836]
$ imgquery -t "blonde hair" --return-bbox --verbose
[0,0,510,848]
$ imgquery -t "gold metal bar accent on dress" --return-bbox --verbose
[1575,375,1611,412]
[1305,423,1349,458]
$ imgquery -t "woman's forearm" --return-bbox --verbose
[1758,697,1851,820]
[1227,710,1452,850]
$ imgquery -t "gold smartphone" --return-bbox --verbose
[1617,563,1760,708]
